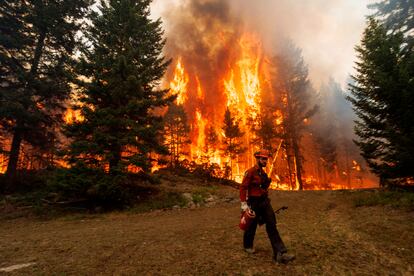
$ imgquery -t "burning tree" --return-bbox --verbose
[273,43,318,190]
[222,107,246,179]
[0,0,91,185]
[307,79,362,188]
[204,125,219,162]
[253,112,282,154]
[163,103,191,168]
[65,0,173,174]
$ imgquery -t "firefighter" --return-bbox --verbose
[240,149,295,264]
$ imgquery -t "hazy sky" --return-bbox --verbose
[150,0,375,89]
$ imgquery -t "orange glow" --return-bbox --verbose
[166,32,271,182]
[191,108,207,161]
[196,76,204,100]
[34,26,377,190]
[170,58,189,105]
[0,154,7,174]
[352,160,361,171]
[64,108,84,124]
[162,30,378,191]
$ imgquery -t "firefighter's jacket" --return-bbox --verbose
[240,165,270,202]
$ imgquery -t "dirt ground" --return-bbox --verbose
[0,187,413,275]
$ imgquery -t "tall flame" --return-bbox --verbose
[64,108,84,124]
[192,109,207,161]
[168,32,267,179]
[170,58,189,105]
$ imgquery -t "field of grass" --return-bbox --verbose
[0,183,413,275]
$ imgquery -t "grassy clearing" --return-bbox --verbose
[191,185,218,204]
[0,189,413,275]
[351,189,414,209]
[129,191,189,213]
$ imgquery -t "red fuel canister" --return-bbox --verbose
[239,209,256,231]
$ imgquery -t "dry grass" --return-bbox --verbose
[0,188,413,275]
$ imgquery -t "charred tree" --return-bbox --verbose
[205,125,219,159]
[222,107,246,179]
[274,42,318,190]
[66,0,174,174]
[0,0,91,185]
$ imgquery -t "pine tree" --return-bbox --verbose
[201,125,219,165]
[369,0,414,47]
[348,18,414,184]
[254,114,280,153]
[163,103,190,167]
[0,0,91,183]
[274,42,318,190]
[66,0,173,174]
[222,107,245,178]
[205,125,218,156]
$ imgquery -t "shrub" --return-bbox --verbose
[47,165,142,209]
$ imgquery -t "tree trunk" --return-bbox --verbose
[30,30,46,76]
[292,136,304,190]
[109,146,121,174]
[5,127,23,184]
[286,153,294,190]
[5,29,48,185]
[345,147,351,189]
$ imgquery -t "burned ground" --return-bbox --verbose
[0,182,413,275]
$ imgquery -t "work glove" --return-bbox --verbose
[241,201,249,212]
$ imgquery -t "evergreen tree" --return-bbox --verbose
[163,103,190,167]
[222,107,245,178]
[66,0,173,173]
[0,0,91,183]
[201,125,219,164]
[205,125,218,155]
[348,18,414,184]
[369,0,414,47]
[254,114,280,153]
[273,42,318,190]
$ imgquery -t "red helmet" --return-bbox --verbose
[254,149,270,159]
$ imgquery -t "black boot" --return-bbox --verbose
[274,252,296,264]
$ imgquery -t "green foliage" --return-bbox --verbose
[47,166,139,209]
[348,18,414,183]
[353,190,414,209]
[192,186,217,204]
[0,0,91,178]
[369,0,414,47]
[65,0,174,173]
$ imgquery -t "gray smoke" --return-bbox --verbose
[151,0,373,89]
